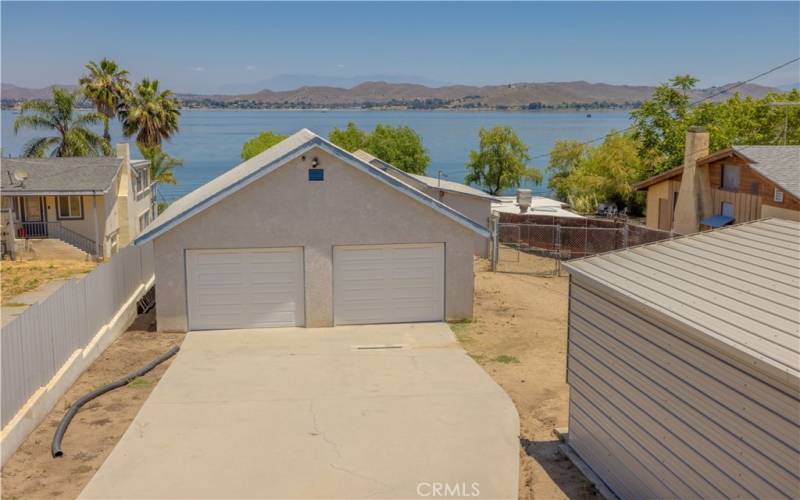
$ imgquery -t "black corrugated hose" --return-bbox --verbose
[51,345,180,458]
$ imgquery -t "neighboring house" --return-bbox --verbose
[491,194,584,219]
[353,150,498,256]
[562,218,799,499]
[134,129,489,332]
[0,144,156,258]
[635,127,800,233]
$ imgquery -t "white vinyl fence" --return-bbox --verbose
[1,242,154,428]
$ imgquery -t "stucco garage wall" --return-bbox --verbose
[153,146,480,331]
[428,189,491,256]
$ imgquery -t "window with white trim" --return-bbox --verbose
[774,189,784,203]
[134,169,150,195]
[57,195,83,219]
[138,211,151,232]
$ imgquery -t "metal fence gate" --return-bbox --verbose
[490,220,674,276]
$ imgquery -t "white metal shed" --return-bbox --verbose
[563,218,800,499]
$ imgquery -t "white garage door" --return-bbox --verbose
[186,248,304,330]
[333,243,444,325]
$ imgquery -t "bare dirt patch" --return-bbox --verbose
[1,311,184,500]
[1,260,96,304]
[453,258,598,499]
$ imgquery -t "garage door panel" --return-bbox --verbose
[187,248,304,330]
[334,243,444,325]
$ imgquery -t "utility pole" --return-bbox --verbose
[769,102,800,145]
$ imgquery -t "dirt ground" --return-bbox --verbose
[1,254,590,499]
[453,257,598,499]
[1,311,184,500]
[1,260,96,305]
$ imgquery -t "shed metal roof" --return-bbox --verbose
[0,157,124,194]
[564,218,800,387]
[134,129,490,245]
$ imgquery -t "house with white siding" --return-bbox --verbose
[1,144,156,258]
[562,218,799,499]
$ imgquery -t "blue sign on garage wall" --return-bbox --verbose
[308,169,324,181]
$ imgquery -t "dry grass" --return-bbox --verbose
[453,258,598,499]
[1,260,96,304]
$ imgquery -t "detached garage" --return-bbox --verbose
[134,129,488,331]
[562,218,799,499]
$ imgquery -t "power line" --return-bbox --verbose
[530,56,800,161]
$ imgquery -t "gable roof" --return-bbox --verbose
[353,150,499,201]
[633,145,800,198]
[0,157,124,195]
[564,218,800,388]
[733,145,800,199]
[134,129,490,245]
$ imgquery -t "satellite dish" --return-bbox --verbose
[12,170,28,183]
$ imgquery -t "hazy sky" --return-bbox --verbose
[2,2,798,93]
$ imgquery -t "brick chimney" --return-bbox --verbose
[673,127,712,234]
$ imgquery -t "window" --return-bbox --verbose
[774,189,784,203]
[134,169,149,194]
[57,196,83,219]
[721,201,735,218]
[138,211,151,232]
[721,164,740,190]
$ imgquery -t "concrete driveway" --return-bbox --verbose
[80,323,519,499]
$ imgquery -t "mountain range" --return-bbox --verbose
[2,80,785,111]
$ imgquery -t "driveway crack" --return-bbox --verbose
[308,401,342,459]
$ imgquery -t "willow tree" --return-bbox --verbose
[465,126,541,195]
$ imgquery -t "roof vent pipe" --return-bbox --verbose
[517,189,532,213]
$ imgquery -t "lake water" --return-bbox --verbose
[1,109,630,200]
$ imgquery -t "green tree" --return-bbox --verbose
[692,90,800,148]
[329,122,368,152]
[138,144,183,185]
[631,74,800,176]
[670,74,699,97]
[13,88,108,157]
[240,131,289,160]
[365,124,430,174]
[329,122,430,174]
[547,131,644,214]
[464,126,541,195]
[546,140,589,201]
[630,79,692,177]
[119,78,180,147]
[79,58,130,144]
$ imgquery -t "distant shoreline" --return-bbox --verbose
[2,105,631,114]
[180,107,629,114]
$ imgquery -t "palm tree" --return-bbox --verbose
[670,74,699,97]
[79,58,130,144]
[138,144,183,185]
[13,88,108,157]
[119,78,180,148]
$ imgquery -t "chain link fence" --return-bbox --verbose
[490,218,674,277]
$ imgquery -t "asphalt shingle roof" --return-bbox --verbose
[734,145,800,199]
[0,157,124,194]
